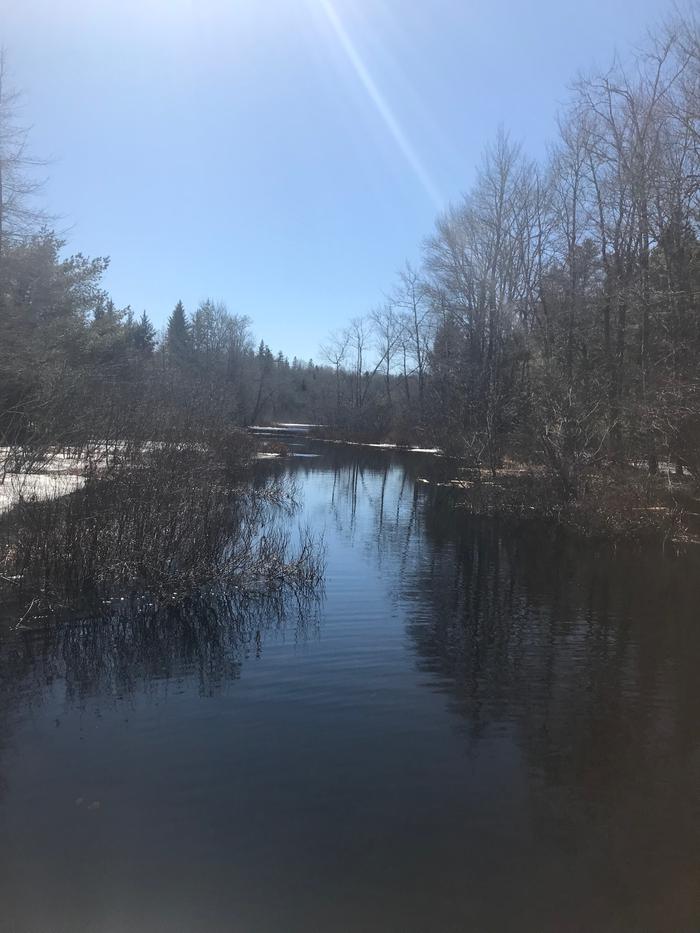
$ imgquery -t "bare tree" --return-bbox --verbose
[0,50,49,260]
[320,328,350,417]
[370,301,401,404]
[392,263,432,415]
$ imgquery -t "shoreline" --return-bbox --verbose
[302,431,700,545]
[250,425,700,544]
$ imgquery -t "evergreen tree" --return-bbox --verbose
[132,310,157,355]
[166,300,191,359]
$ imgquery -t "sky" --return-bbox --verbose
[2,0,670,361]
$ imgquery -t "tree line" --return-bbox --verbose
[0,230,332,464]
[321,12,700,496]
[0,47,346,462]
[2,12,700,503]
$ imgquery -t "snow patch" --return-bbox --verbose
[0,471,86,513]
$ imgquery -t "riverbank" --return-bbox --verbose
[248,424,700,543]
[0,447,96,513]
[415,459,700,544]
[0,437,324,627]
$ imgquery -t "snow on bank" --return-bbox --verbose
[247,424,441,454]
[0,447,101,514]
[320,439,443,455]
[276,423,325,430]
[0,471,86,514]
[249,423,324,434]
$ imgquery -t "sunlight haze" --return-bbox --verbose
[3,0,669,358]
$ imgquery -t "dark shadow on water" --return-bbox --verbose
[0,587,321,701]
[277,443,700,928]
[1,442,700,931]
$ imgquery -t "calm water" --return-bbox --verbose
[1,443,700,933]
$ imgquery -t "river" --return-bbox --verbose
[1,441,699,932]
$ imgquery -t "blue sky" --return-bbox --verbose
[3,0,668,360]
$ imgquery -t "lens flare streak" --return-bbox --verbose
[316,0,442,209]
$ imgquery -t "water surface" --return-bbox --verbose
[1,443,700,932]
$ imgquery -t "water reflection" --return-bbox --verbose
[283,444,700,928]
[1,443,699,932]
[0,588,321,822]
[335,450,698,734]
[1,589,319,701]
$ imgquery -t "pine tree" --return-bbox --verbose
[166,300,191,359]
[132,310,157,355]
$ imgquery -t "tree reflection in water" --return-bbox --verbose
[289,445,700,928]
[0,586,322,813]
[1,444,700,931]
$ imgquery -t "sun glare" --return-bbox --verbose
[313,0,443,208]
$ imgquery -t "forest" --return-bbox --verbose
[5,5,700,930]
[1,10,700,550]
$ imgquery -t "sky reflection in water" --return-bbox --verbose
[1,442,699,933]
